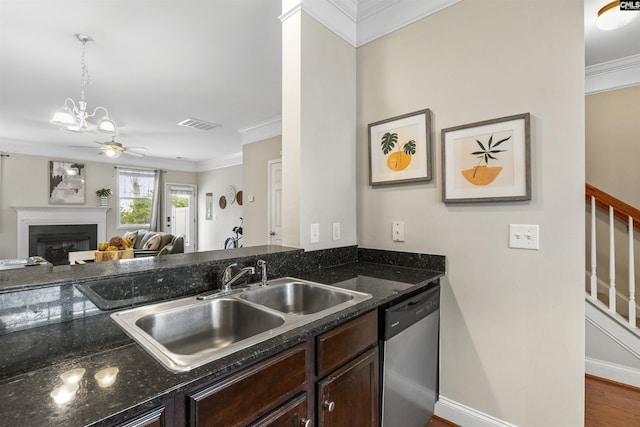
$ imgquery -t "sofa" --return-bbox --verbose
[122,229,185,257]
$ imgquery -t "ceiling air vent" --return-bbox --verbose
[177,118,221,131]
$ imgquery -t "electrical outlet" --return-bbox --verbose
[332,222,340,241]
[310,223,320,244]
[392,221,405,242]
[509,224,539,250]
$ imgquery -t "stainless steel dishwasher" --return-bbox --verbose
[380,284,440,426]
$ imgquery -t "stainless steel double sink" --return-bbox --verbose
[110,277,371,372]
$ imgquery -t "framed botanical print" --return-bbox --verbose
[368,109,432,186]
[442,113,531,203]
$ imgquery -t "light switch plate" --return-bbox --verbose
[310,223,320,244]
[509,224,539,250]
[332,222,340,241]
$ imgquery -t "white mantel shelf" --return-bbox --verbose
[13,206,109,258]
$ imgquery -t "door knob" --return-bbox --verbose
[323,400,335,412]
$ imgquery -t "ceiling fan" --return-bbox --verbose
[70,138,147,158]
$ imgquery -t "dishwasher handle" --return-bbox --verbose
[383,285,440,340]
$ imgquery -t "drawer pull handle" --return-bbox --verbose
[323,400,335,412]
[300,418,312,427]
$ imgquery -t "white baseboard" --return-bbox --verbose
[435,396,517,427]
[586,357,640,389]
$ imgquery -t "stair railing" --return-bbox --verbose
[586,183,638,328]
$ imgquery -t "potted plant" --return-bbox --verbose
[96,188,112,207]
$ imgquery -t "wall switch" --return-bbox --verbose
[392,221,405,242]
[509,224,539,250]
[310,223,320,244]
[332,222,340,241]
[248,195,255,202]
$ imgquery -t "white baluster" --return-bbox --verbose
[591,196,597,299]
[629,216,636,328]
[609,206,616,313]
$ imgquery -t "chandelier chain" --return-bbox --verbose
[79,40,91,104]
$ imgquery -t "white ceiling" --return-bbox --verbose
[1,0,637,172]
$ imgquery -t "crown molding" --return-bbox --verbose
[281,0,461,48]
[586,53,640,95]
[195,151,243,172]
[239,115,282,145]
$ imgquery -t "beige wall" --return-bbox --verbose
[585,85,640,316]
[242,136,281,247]
[586,86,640,206]
[197,164,242,251]
[356,0,585,425]
[282,11,357,250]
[0,153,197,258]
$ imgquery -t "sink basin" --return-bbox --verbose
[111,297,287,372]
[111,277,371,372]
[135,298,285,355]
[239,280,354,315]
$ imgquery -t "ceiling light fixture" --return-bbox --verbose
[51,34,118,135]
[597,1,639,30]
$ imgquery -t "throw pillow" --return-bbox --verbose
[158,245,173,256]
[122,231,138,247]
[143,234,161,250]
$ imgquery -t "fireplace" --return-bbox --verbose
[29,224,98,265]
[14,206,108,259]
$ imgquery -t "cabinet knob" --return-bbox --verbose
[300,418,312,427]
[323,400,335,412]
[270,231,276,236]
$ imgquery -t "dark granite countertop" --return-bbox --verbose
[0,262,442,427]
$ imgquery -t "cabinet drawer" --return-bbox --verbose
[316,310,377,377]
[249,393,308,427]
[188,344,306,426]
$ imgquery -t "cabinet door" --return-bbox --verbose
[187,344,306,426]
[115,407,165,427]
[317,347,379,427]
[250,394,310,427]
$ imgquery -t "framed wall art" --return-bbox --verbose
[49,161,86,204]
[368,109,432,186]
[205,192,213,220]
[442,113,531,203]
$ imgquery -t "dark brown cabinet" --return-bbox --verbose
[315,310,379,426]
[114,406,166,427]
[316,348,379,427]
[250,394,310,427]
[186,344,307,426]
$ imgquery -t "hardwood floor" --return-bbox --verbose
[426,415,460,427]
[426,375,640,427]
[585,374,640,427]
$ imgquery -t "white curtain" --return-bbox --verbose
[149,170,163,231]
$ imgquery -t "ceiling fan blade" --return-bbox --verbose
[127,147,148,152]
[123,150,145,158]
[69,145,99,149]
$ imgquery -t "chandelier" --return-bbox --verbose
[51,34,118,135]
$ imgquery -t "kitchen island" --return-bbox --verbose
[0,246,443,426]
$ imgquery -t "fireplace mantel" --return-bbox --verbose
[13,206,109,258]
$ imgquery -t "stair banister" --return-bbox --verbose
[630,215,637,328]
[586,183,638,330]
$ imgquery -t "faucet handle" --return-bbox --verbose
[257,259,267,286]
[223,263,238,282]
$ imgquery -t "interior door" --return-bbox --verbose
[268,160,282,245]
[164,183,197,253]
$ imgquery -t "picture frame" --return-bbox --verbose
[205,193,213,220]
[442,113,531,203]
[49,161,86,204]
[368,109,432,186]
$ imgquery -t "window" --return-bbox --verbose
[117,168,159,228]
